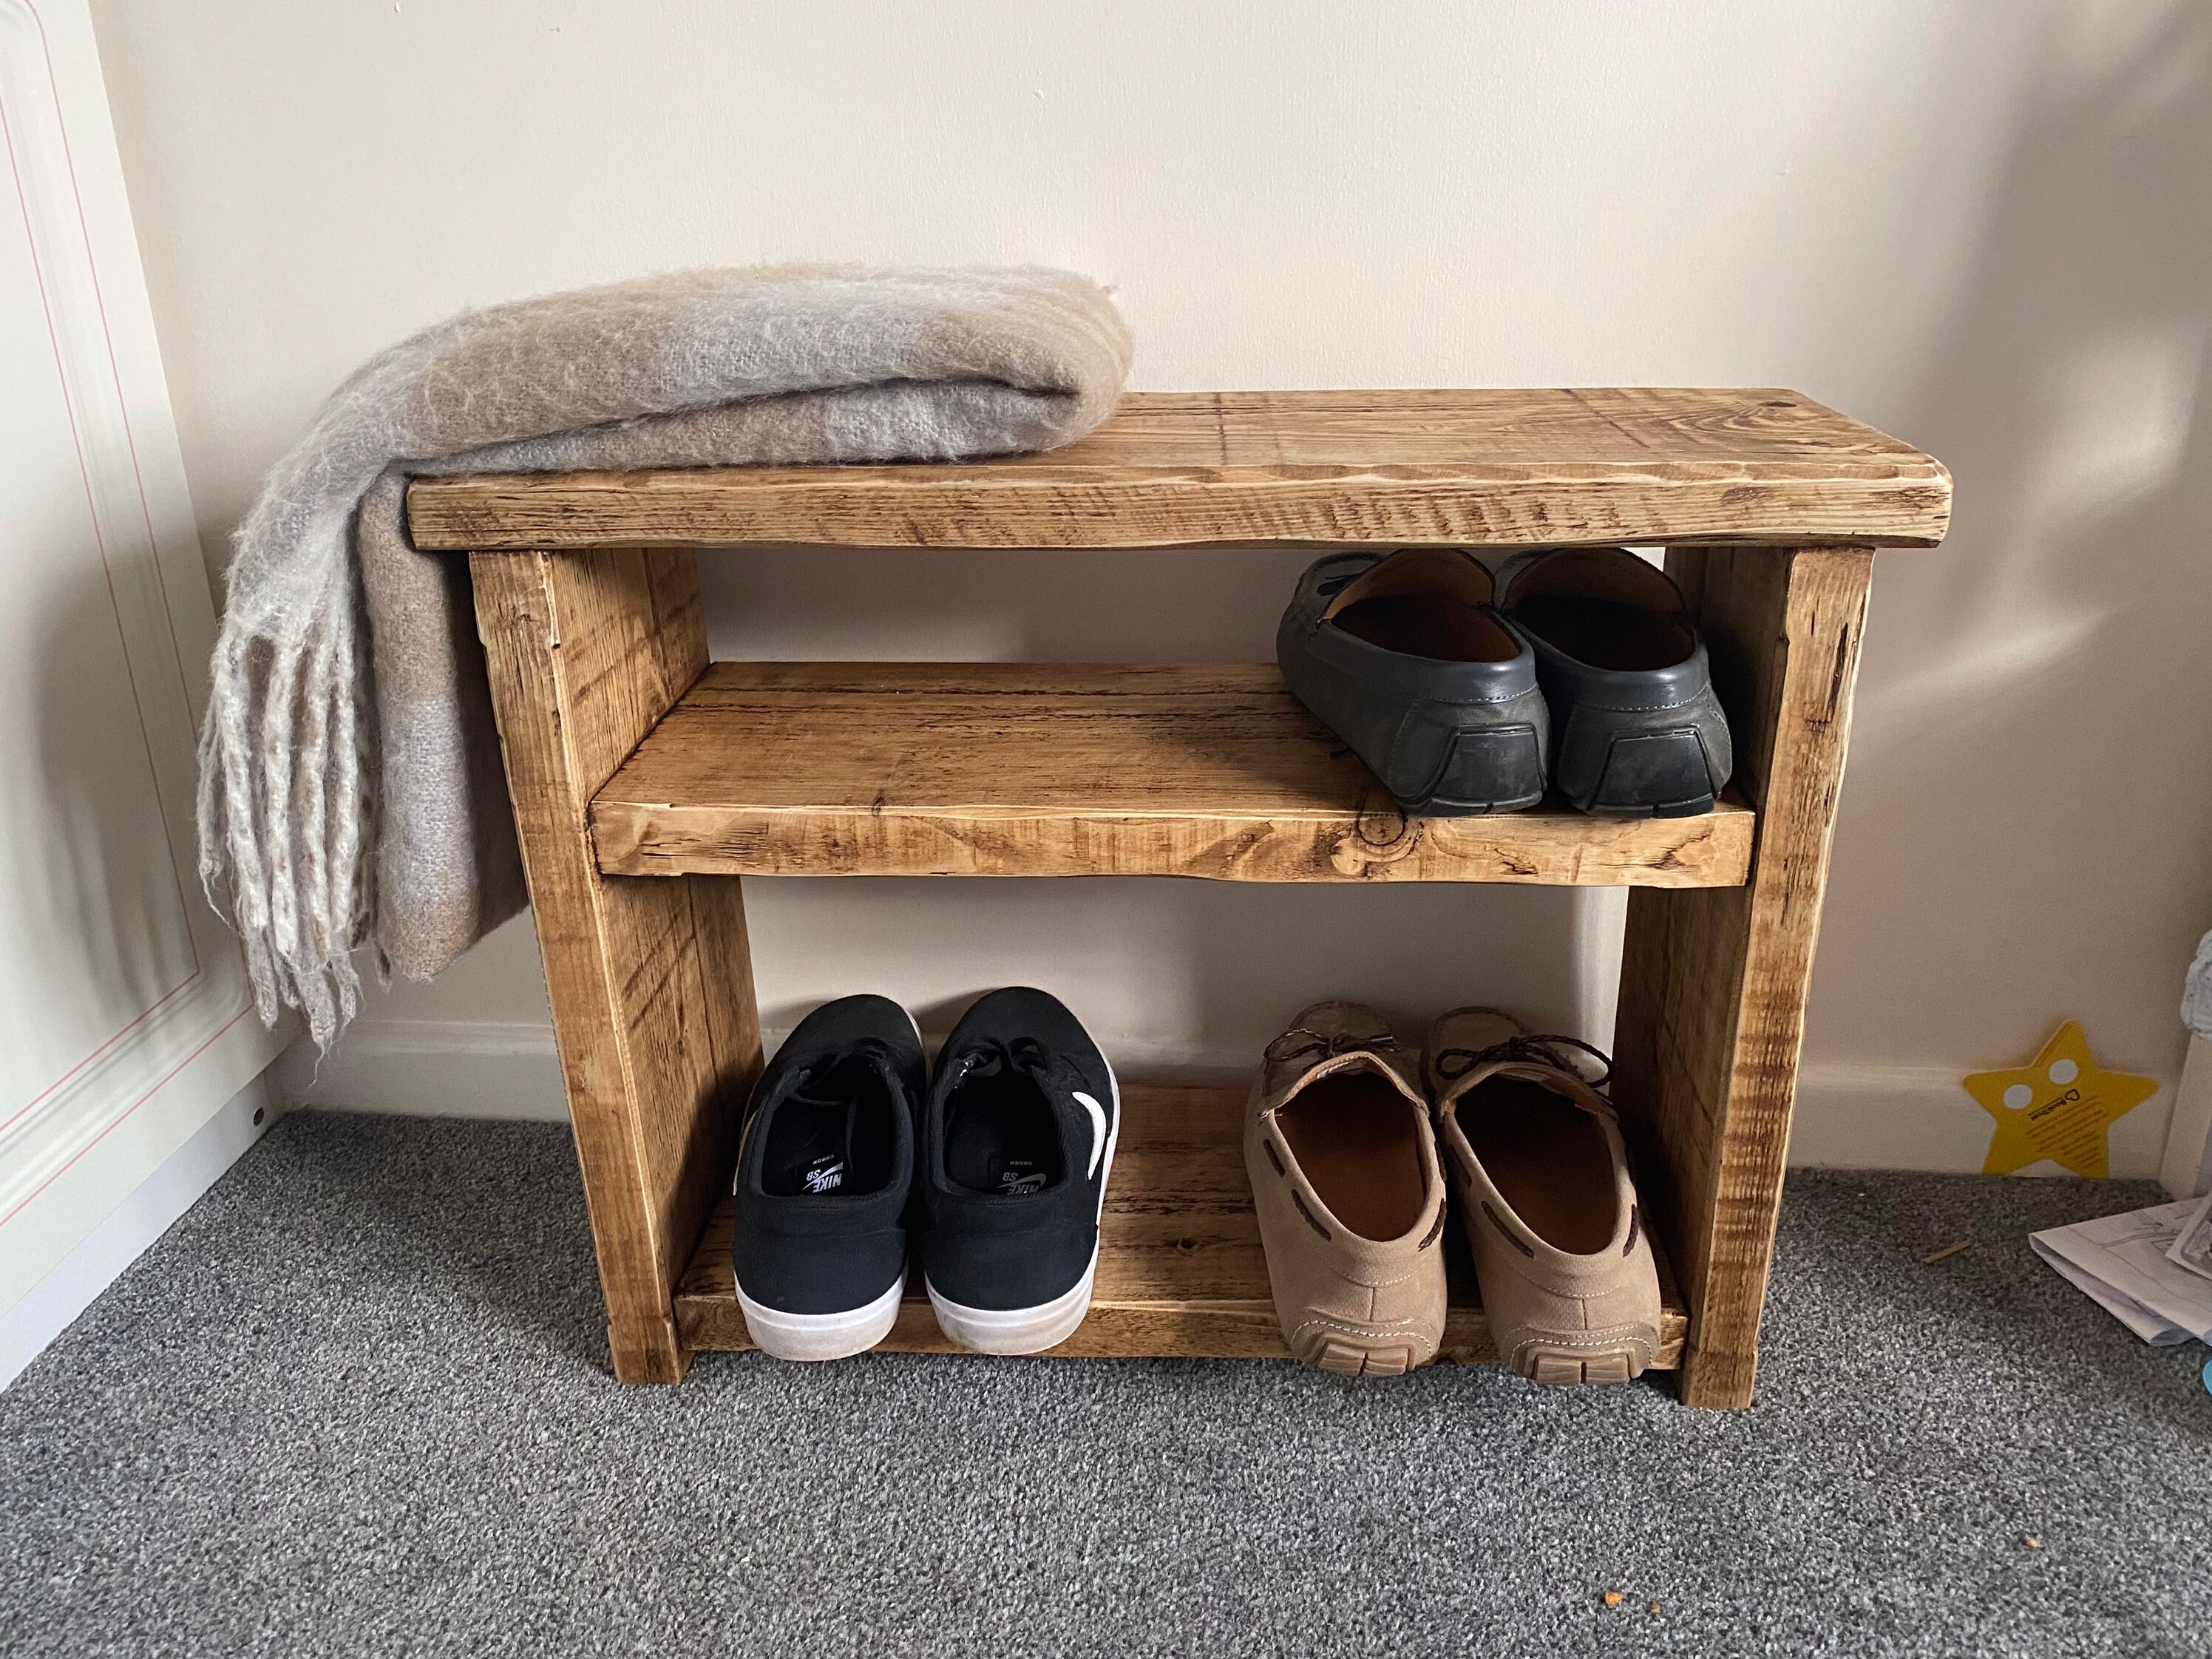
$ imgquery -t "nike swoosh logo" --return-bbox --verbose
[1073,1090,1108,1179]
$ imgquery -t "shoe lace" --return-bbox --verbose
[1432,1034,1612,1091]
[945,1034,1054,1088]
[1263,1027,1402,1066]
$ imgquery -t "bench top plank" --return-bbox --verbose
[407,388,1950,552]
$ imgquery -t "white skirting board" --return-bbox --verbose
[278,1022,571,1122]
[0,1074,276,1391]
[277,1022,1250,1122]
[281,1023,2175,1181]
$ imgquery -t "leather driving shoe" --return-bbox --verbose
[1244,1001,1448,1376]
[1498,548,1731,816]
[1277,549,1549,815]
[1424,1007,1663,1385]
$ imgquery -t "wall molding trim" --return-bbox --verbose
[0,0,284,1320]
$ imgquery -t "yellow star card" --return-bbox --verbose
[1963,1020,2157,1178]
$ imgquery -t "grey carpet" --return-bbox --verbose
[2,1112,2208,1659]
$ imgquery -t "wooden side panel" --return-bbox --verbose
[1613,546,1874,1409]
[471,548,761,1382]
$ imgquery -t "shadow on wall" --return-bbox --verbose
[1811,1,2212,1164]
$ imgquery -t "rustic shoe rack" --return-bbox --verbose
[407,389,1950,1408]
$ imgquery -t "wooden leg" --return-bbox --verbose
[472,547,761,1383]
[1613,546,1874,1408]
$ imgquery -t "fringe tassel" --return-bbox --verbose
[197,550,374,1049]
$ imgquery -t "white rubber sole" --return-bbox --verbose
[927,1250,1099,1355]
[925,1058,1121,1356]
[736,1271,904,1363]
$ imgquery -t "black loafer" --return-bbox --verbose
[1275,549,1550,815]
[1499,549,1732,817]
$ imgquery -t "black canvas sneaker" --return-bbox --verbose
[915,988,1119,1354]
[729,994,926,1361]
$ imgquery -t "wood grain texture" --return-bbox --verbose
[590,662,1757,888]
[1612,546,1874,1409]
[408,390,1951,552]
[674,1084,1688,1365]
[471,547,763,1384]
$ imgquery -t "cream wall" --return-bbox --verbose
[88,0,2212,1174]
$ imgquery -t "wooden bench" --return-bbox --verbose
[409,388,1951,1408]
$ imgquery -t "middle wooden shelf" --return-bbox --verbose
[589,662,1756,886]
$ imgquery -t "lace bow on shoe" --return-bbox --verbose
[1431,1034,1612,1091]
[1263,1028,1403,1066]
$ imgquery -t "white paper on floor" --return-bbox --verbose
[2029,1200,2212,1345]
[2165,1189,2212,1283]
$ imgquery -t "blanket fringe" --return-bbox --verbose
[197,550,376,1049]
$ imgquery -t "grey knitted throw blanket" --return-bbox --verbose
[199,265,1132,1046]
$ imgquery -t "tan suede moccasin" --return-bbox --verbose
[1425,1008,1663,1385]
[1244,1001,1448,1377]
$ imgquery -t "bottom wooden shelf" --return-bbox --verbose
[674,1083,1687,1366]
